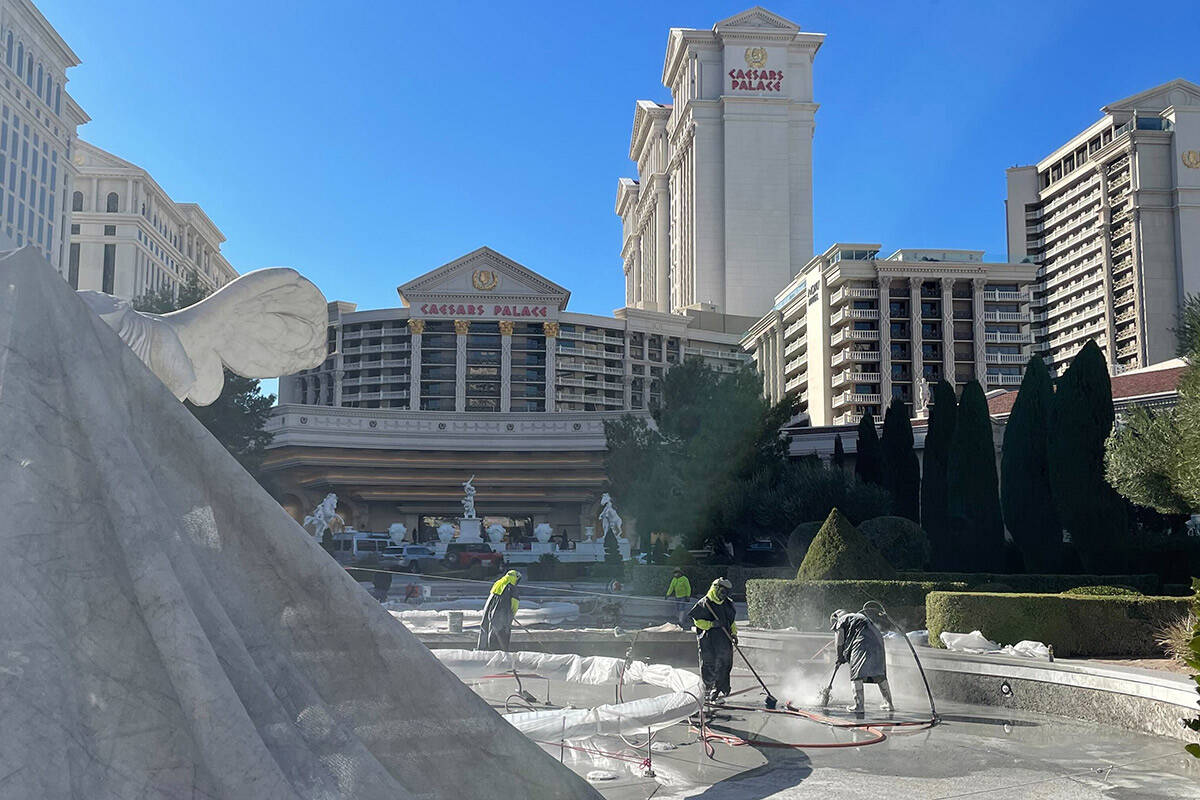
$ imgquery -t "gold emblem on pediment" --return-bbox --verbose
[744,47,767,69]
[472,269,500,291]
[1183,150,1200,169]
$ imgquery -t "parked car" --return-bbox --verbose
[442,542,504,572]
[381,544,438,573]
[330,532,393,563]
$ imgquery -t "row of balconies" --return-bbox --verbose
[342,343,413,356]
[1040,206,1099,249]
[558,329,626,345]
[1042,188,1100,224]
[1049,320,1106,351]
[1044,300,1104,336]
[555,392,625,406]
[556,358,625,376]
[1042,224,1101,261]
[557,376,622,390]
[347,389,411,401]
[1040,173,1100,217]
[1041,254,1104,293]
[1043,235,1104,274]
[683,345,748,361]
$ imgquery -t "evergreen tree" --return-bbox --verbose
[921,380,957,569]
[832,434,846,469]
[854,412,883,486]
[946,381,1004,570]
[1049,340,1128,571]
[132,272,276,475]
[1001,356,1061,571]
[880,398,920,522]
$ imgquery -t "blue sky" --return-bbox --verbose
[43,0,1199,318]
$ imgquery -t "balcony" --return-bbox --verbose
[985,374,1023,387]
[982,290,1031,303]
[984,310,1031,323]
[834,391,882,408]
[830,286,880,306]
[984,331,1032,344]
[785,374,807,393]
[1117,343,1140,359]
[1113,275,1135,291]
[831,329,881,347]
[783,318,807,338]
[834,412,864,426]
[985,352,1027,364]
[833,370,881,388]
[831,350,882,366]
[784,337,807,358]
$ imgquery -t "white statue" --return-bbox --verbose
[486,523,506,544]
[1187,514,1200,538]
[79,268,327,405]
[599,493,623,539]
[303,493,344,540]
[915,377,932,417]
[437,522,456,542]
[533,522,553,544]
[461,474,477,519]
[388,523,407,544]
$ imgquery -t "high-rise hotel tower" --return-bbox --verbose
[616,7,824,321]
[1006,79,1200,375]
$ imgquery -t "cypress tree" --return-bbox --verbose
[1048,340,1128,572]
[881,397,921,522]
[946,381,1004,571]
[854,412,883,486]
[1001,356,1061,572]
[832,434,846,470]
[921,380,957,568]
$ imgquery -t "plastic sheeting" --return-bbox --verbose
[433,649,704,740]
[940,630,1051,659]
[384,601,580,631]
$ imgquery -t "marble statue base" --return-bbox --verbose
[458,517,483,542]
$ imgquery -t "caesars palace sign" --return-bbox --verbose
[413,268,553,319]
[729,47,783,93]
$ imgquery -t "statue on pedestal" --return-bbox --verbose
[915,377,932,417]
[461,475,477,519]
[303,493,344,540]
[599,493,623,539]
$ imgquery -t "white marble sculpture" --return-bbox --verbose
[78,267,326,406]
[534,522,553,544]
[437,522,457,542]
[461,475,477,519]
[1187,514,1200,538]
[915,377,932,417]
[388,523,408,544]
[486,523,506,544]
[599,493,623,539]
[304,493,344,539]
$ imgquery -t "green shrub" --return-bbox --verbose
[667,546,697,566]
[1063,585,1142,597]
[926,591,1191,657]
[649,537,668,564]
[859,516,930,570]
[797,509,895,580]
[626,564,793,597]
[786,521,821,566]
[898,572,1160,594]
[746,579,967,631]
[973,582,1015,593]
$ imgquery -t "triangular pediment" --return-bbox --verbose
[1104,78,1200,113]
[714,6,800,31]
[73,139,142,170]
[398,246,571,309]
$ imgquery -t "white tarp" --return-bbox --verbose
[940,630,1051,659]
[384,600,580,631]
[433,649,704,740]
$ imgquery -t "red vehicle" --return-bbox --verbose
[441,542,504,572]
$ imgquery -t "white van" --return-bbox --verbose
[331,531,394,562]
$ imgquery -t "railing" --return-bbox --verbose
[784,318,807,338]
[834,412,863,426]
[985,331,1032,344]
[985,374,1023,386]
[1113,275,1135,291]
[1117,343,1140,358]
[986,352,1027,364]
[785,374,806,392]
[834,391,881,407]
[982,290,1031,302]
[830,286,880,305]
[984,310,1031,322]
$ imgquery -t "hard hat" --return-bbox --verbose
[507,570,522,582]
[712,578,733,590]
[829,609,847,631]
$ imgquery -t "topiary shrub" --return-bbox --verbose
[1063,585,1143,597]
[926,591,1191,657]
[859,516,930,570]
[786,521,821,567]
[797,508,895,581]
[649,537,668,564]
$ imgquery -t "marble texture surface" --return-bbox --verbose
[0,246,600,799]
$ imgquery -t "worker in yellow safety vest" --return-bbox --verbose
[687,577,737,704]
[665,568,692,626]
[477,570,521,651]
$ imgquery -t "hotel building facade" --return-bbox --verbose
[742,244,1036,425]
[616,7,824,319]
[0,0,87,271]
[263,247,748,540]
[66,140,238,299]
[1006,79,1200,375]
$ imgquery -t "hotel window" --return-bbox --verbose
[25,54,32,87]
[5,33,11,68]
[106,192,118,212]
[34,64,40,96]
[71,191,82,211]
[15,43,21,77]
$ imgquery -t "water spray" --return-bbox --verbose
[719,626,778,709]
[860,600,938,720]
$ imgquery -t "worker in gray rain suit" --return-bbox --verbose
[477,570,521,651]
[688,577,737,704]
[831,608,894,713]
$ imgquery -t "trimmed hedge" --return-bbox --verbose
[926,591,1191,657]
[746,579,968,631]
[627,564,794,597]
[897,572,1160,594]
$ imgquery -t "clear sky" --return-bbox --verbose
[42,0,1200,318]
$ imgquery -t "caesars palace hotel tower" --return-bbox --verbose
[617,7,824,320]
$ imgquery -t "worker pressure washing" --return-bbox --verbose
[687,577,737,704]
[477,569,522,651]
[829,608,894,713]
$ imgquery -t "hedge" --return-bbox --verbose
[746,579,968,631]
[897,572,1160,594]
[926,591,1192,657]
[627,565,794,597]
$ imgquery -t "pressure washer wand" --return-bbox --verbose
[720,627,778,709]
[817,662,840,708]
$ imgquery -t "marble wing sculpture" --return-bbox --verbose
[78,267,327,405]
